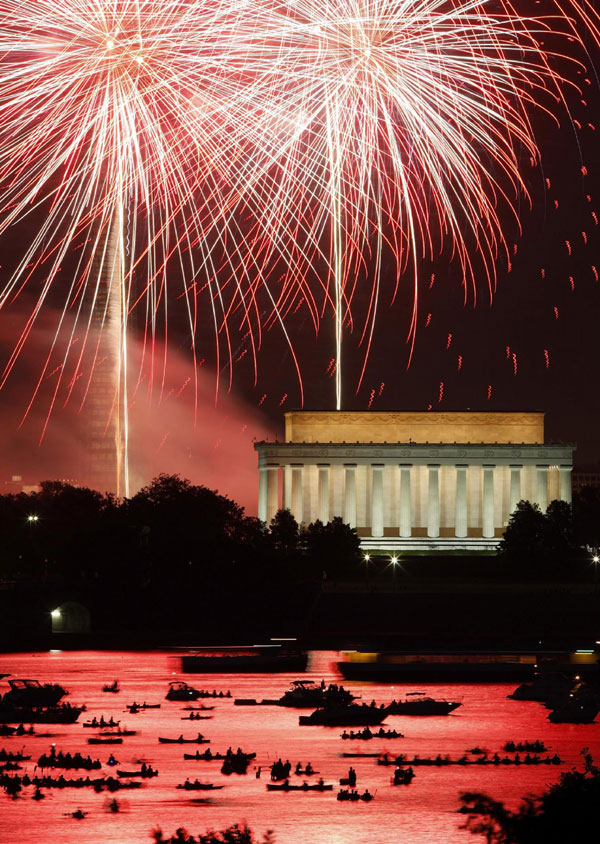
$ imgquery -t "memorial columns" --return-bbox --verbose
[399,465,412,538]
[282,466,292,511]
[371,464,384,537]
[266,465,279,524]
[559,465,573,504]
[427,464,440,538]
[455,465,468,538]
[317,464,330,523]
[258,466,268,523]
[509,464,522,516]
[536,465,549,513]
[343,464,357,528]
[291,464,303,524]
[482,465,495,539]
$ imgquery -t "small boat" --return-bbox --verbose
[392,767,415,785]
[183,705,214,711]
[336,788,374,802]
[340,752,381,758]
[116,767,158,778]
[100,728,137,737]
[386,695,461,716]
[266,779,333,791]
[102,681,120,694]
[176,780,224,790]
[183,749,256,761]
[83,717,120,728]
[158,734,209,744]
[126,702,160,712]
[166,681,203,702]
[69,809,88,819]
[88,737,123,745]
[181,713,213,720]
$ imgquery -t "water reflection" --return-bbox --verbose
[0,650,598,844]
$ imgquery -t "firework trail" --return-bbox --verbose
[0,0,271,494]
[229,0,600,408]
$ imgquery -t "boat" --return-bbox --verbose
[508,672,574,702]
[336,788,374,801]
[547,702,599,723]
[83,717,120,728]
[261,680,357,709]
[165,681,202,702]
[88,737,123,745]
[116,767,158,778]
[181,645,308,674]
[183,705,214,711]
[267,779,333,791]
[183,749,256,761]
[299,704,388,727]
[176,781,224,790]
[337,649,600,681]
[0,702,83,724]
[393,767,415,785]
[100,728,137,737]
[126,702,160,712]
[386,695,461,716]
[181,713,212,721]
[102,681,120,694]
[2,678,68,707]
[340,727,403,740]
[158,734,209,744]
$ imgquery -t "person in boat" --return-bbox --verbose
[305,762,314,775]
[295,761,302,775]
[141,762,148,775]
[348,767,356,787]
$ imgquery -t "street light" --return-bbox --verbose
[592,554,599,584]
[363,554,371,585]
[27,514,39,523]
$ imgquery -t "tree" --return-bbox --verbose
[460,751,600,844]
[498,501,547,568]
[573,485,600,550]
[269,509,301,556]
[302,517,362,578]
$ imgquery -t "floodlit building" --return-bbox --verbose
[254,411,574,552]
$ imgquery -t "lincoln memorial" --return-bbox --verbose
[254,411,574,552]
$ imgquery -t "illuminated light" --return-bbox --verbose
[27,514,39,523]
[50,609,61,619]
[391,556,398,565]
[106,39,114,49]
[592,556,599,563]
[364,554,370,562]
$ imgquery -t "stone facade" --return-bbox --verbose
[255,411,574,552]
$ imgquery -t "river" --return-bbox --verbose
[0,650,598,844]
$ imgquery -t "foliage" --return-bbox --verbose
[151,823,274,844]
[301,516,362,578]
[498,499,585,576]
[573,485,600,550]
[460,751,600,844]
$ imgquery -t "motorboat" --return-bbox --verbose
[299,703,388,727]
[165,681,202,701]
[262,680,357,709]
[0,702,83,724]
[386,695,461,715]
[2,678,68,707]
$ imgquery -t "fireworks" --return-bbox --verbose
[0,0,265,492]
[1,0,600,488]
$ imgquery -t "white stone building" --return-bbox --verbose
[254,411,574,552]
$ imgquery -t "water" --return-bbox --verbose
[0,650,598,844]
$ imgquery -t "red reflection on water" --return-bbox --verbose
[0,651,598,844]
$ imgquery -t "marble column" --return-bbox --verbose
[258,466,268,523]
[291,464,304,524]
[482,464,495,539]
[509,464,522,515]
[559,465,573,504]
[343,464,357,528]
[455,464,468,538]
[282,465,292,511]
[266,465,279,524]
[427,464,440,538]
[371,464,384,537]
[399,464,412,538]
[317,464,330,523]
[536,464,549,513]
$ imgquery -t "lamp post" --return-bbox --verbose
[593,554,599,585]
[363,554,370,587]
[391,555,398,590]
